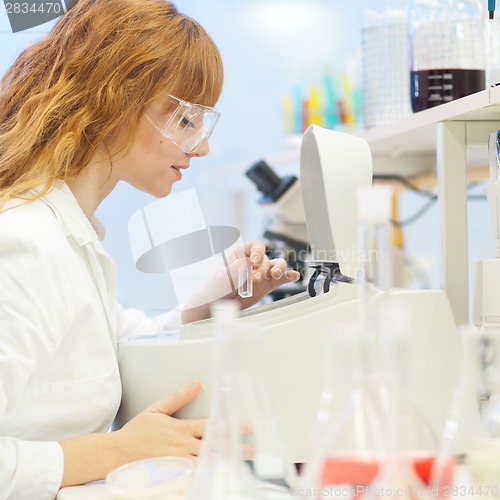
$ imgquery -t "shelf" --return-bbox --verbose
[277,89,500,177]
[362,90,492,154]
[358,88,500,177]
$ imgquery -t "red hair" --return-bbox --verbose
[0,0,223,206]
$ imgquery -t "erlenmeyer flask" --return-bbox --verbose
[186,301,263,500]
[187,300,297,500]
[236,324,298,499]
[364,305,434,500]
[300,322,388,499]
[357,186,441,491]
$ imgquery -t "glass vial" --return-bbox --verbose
[408,0,486,112]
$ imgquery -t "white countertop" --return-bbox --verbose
[57,466,476,500]
[57,482,110,500]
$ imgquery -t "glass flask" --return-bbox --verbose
[302,318,444,500]
[408,0,486,112]
[364,306,434,500]
[301,186,440,500]
[186,301,297,500]
[300,321,388,500]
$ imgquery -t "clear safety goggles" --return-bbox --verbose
[145,95,220,154]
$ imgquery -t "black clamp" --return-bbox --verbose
[307,262,351,297]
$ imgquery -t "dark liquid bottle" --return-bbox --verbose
[408,0,486,114]
[410,68,485,112]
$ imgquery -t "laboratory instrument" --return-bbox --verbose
[115,124,467,465]
[489,0,496,19]
[408,0,486,112]
[473,131,500,334]
[468,130,500,494]
[458,327,500,495]
[237,258,253,299]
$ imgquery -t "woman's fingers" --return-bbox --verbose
[248,242,266,268]
[185,419,206,439]
[269,258,300,284]
[148,380,202,416]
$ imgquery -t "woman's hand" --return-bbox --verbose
[59,381,204,487]
[181,240,300,324]
[115,380,205,462]
[231,240,300,310]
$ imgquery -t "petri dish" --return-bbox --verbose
[106,456,194,499]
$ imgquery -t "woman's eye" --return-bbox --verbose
[181,117,196,129]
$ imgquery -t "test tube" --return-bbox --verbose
[238,259,253,298]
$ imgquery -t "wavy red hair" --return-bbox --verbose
[0,0,223,207]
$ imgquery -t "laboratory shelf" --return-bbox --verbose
[256,88,500,323]
[359,88,500,177]
[361,86,500,325]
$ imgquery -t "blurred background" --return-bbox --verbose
[0,0,494,316]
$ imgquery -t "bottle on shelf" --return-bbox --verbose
[408,0,486,112]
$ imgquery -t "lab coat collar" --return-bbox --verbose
[42,180,103,248]
[41,180,118,347]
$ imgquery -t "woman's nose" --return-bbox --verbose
[190,140,210,157]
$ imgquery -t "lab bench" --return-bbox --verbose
[56,466,476,499]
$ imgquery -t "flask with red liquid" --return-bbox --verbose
[300,321,388,499]
[408,0,486,112]
[300,187,443,500]
[363,305,435,500]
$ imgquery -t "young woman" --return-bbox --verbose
[0,1,299,498]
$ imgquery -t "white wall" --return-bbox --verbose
[0,1,491,317]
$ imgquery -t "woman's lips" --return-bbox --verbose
[171,166,182,180]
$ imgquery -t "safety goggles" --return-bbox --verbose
[145,95,220,154]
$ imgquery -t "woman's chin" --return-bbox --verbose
[134,181,174,199]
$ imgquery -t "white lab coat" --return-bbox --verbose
[0,181,181,500]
